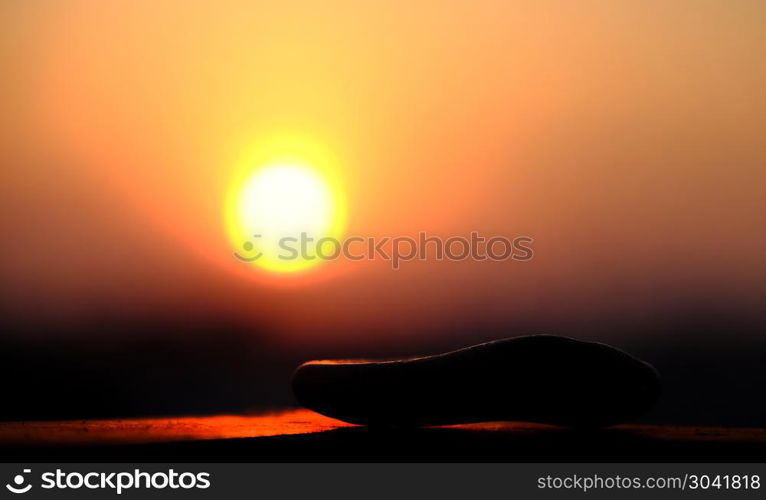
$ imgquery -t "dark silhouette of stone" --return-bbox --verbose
[292,335,660,427]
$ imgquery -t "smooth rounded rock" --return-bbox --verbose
[292,335,660,427]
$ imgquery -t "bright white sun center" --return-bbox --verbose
[240,165,332,237]
[229,164,342,273]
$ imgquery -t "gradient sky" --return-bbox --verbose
[1,0,764,349]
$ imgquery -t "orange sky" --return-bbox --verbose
[1,1,764,347]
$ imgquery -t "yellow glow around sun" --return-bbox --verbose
[225,137,346,273]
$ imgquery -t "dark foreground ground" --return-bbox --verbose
[1,409,765,462]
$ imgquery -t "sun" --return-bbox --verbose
[225,144,346,273]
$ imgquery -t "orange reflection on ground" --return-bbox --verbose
[3,410,765,450]
[0,409,352,447]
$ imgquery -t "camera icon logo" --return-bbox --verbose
[6,469,32,494]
